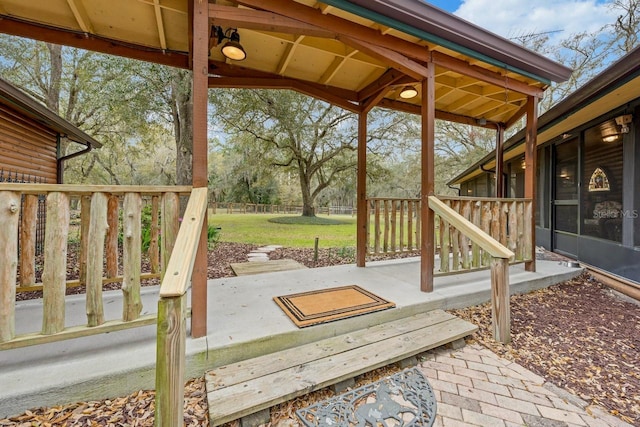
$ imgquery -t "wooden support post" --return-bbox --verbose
[0,191,20,342]
[495,125,505,198]
[191,0,209,338]
[86,192,108,327]
[122,193,143,321]
[19,194,38,286]
[383,200,390,252]
[79,195,91,287]
[491,257,511,344]
[106,195,119,278]
[420,65,435,292]
[150,196,160,274]
[161,193,180,280]
[156,294,187,426]
[356,111,367,267]
[524,96,538,271]
[451,200,460,270]
[42,192,70,334]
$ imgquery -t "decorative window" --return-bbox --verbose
[588,167,611,192]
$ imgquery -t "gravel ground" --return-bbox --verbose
[3,244,639,426]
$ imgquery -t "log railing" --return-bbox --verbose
[0,184,191,350]
[366,198,421,254]
[436,196,533,272]
[428,196,514,344]
[366,196,533,270]
[155,187,208,426]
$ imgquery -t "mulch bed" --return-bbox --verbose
[4,244,639,425]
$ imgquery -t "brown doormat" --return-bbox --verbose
[274,285,395,328]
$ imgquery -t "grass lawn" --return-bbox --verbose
[208,212,357,248]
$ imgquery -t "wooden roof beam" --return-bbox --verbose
[377,98,502,129]
[208,76,362,113]
[209,4,333,38]
[357,68,406,101]
[339,36,430,81]
[235,0,543,96]
[0,15,188,68]
[66,0,94,33]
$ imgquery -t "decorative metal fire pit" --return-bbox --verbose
[297,367,437,426]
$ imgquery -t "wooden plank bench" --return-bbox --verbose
[205,309,477,426]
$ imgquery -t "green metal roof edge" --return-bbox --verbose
[323,0,552,85]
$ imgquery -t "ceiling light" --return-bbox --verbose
[602,134,619,143]
[399,86,418,99]
[216,27,246,61]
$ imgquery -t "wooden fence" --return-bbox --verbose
[211,202,355,216]
[0,184,191,349]
[366,196,533,272]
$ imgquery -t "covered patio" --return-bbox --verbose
[0,0,573,424]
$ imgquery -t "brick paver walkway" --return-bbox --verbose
[419,344,632,427]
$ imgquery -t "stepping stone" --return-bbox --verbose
[230,259,308,276]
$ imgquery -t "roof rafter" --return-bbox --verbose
[277,35,304,75]
[66,0,94,33]
[339,36,431,81]
[319,47,358,85]
[152,0,167,50]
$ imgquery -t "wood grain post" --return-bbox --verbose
[156,295,187,427]
[356,111,367,267]
[106,195,119,278]
[460,201,471,269]
[491,257,511,344]
[439,217,450,272]
[161,192,180,280]
[383,200,390,253]
[481,202,492,266]
[420,67,435,293]
[451,200,460,270]
[122,193,142,321]
[407,201,414,250]
[79,195,91,287]
[0,191,20,342]
[374,200,381,254]
[390,200,397,252]
[150,196,160,274]
[399,200,405,252]
[42,192,70,335]
[471,201,481,267]
[86,192,108,327]
[524,96,538,272]
[19,194,38,286]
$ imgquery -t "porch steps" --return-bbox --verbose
[205,309,477,426]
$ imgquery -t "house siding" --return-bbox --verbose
[0,103,58,182]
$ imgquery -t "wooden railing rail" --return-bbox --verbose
[0,184,191,350]
[155,187,208,426]
[428,196,513,343]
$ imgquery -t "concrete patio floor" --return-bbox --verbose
[0,257,583,419]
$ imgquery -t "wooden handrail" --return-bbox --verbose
[156,187,208,425]
[0,183,192,196]
[159,187,208,297]
[428,196,514,259]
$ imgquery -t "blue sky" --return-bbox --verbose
[426,0,615,43]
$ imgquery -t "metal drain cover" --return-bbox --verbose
[296,367,436,427]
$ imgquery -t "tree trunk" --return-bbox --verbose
[171,69,193,187]
[299,170,315,217]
